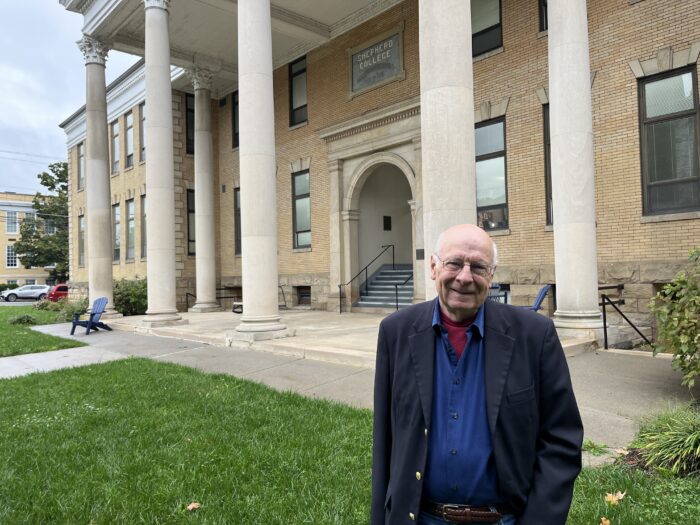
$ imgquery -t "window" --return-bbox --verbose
[45,219,56,235]
[472,0,502,57]
[543,104,552,225]
[289,56,307,126]
[6,211,18,234]
[6,245,18,268]
[475,118,508,230]
[78,215,85,266]
[139,102,146,162]
[234,187,241,255]
[186,93,195,155]
[112,203,121,262]
[25,279,35,285]
[111,120,120,173]
[539,0,548,32]
[187,189,196,255]
[295,286,311,306]
[7,280,17,285]
[232,90,239,148]
[126,199,135,260]
[292,170,311,248]
[140,195,147,258]
[24,212,36,232]
[77,142,85,190]
[125,111,134,168]
[640,69,700,215]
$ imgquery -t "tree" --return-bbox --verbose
[14,162,69,283]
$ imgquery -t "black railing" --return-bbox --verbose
[599,284,651,350]
[338,244,395,313]
[394,273,413,311]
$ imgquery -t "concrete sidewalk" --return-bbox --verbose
[2,316,698,467]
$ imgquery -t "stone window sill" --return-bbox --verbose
[487,228,510,237]
[640,210,700,223]
[124,166,134,173]
[112,261,120,265]
[544,224,553,232]
[474,47,504,63]
[111,172,120,178]
[125,259,134,264]
[289,121,308,132]
[140,257,147,262]
[77,187,84,193]
[537,30,548,39]
[293,246,312,253]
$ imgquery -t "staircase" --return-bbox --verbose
[355,265,414,309]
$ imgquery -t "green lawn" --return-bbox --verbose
[1,358,698,524]
[0,305,85,358]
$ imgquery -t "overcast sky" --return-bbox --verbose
[0,0,139,195]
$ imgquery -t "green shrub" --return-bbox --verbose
[33,299,60,311]
[9,314,37,325]
[54,298,89,322]
[634,405,700,477]
[113,278,148,316]
[0,283,19,292]
[649,249,700,388]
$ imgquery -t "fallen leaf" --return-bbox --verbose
[604,491,626,505]
[187,502,201,511]
[600,518,611,525]
[613,448,628,456]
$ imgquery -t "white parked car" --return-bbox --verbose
[0,285,50,302]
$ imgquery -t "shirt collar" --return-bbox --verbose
[432,298,486,338]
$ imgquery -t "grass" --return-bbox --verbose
[1,358,699,524]
[582,438,609,456]
[0,305,86,358]
[0,359,373,524]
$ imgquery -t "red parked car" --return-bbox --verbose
[48,283,69,302]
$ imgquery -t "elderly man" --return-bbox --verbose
[371,224,582,525]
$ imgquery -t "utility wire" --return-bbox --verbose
[0,150,66,161]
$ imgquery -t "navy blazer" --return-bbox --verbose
[371,299,583,525]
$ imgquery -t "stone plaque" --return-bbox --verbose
[348,25,405,97]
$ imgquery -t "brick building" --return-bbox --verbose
[0,192,51,286]
[59,0,700,342]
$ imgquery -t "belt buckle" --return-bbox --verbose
[441,504,465,521]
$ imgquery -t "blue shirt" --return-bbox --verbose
[423,300,501,505]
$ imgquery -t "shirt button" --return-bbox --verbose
[415,471,422,480]
[424,428,428,436]
[454,378,461,385]
[451,448,458,455]
[452,412,459,420]
[409,512,416,521]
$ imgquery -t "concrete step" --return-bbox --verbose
[560,337,598,357]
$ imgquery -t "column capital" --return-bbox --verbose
[186,67,213,91]
[77,35,109,66]
[143,0,170,11]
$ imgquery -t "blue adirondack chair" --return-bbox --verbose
[519,284,551,312]
[70,296,112,335]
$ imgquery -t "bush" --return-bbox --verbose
[634,405,700,477]
[0,283,19,292]
[113,278,147,316]
[9,314,37,326]
[649,249,700,388]
[54,298,89,322]
[33,299,61,311]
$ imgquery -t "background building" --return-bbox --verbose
[60,0,700,341]
[0,192,51,286]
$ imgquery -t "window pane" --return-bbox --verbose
[476,121,504,156]
[295,197,311,231]
[297,231,311,247]
[472,0,500,33]
[649,180,700,212]
[647,116,696,183]
[291,57,306,75]
[294,172,309,195]
[645,72,694,118]
[476,157,507,207]
[292,72,307,109]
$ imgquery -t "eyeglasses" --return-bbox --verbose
[434,254,494,278]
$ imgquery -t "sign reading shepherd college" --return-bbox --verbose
[349,25,404,97]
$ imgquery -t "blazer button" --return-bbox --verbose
[424,428,428,436]
[415,471,422,480]
[409,512,416,521]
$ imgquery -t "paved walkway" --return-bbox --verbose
[1,311,697,466]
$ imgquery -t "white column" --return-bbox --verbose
[548,0,603,334]
[142,0,183,325]
[187,67,220,313]
[77,36,118,317]
[235,0,287,336]
[419,0,476,300]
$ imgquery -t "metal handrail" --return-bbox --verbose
[600,293,652,350]
[338,244,395,313]
[394,273,414,311]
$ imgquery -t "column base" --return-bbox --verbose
[554,310,604,343]
[101,310,123,320]
[141,312,188,328]
[226,327,295,344]
[189,302,222,313]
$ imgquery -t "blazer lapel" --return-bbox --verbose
[408,300,437,429]
[484,302,515,436]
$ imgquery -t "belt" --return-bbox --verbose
[420,501,513,524]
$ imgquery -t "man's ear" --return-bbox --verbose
[430,254,437,281]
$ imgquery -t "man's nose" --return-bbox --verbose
[454,263,475,282]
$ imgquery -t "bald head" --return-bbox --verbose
[435,224,498,266]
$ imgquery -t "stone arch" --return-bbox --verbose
[345,151,416,210]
